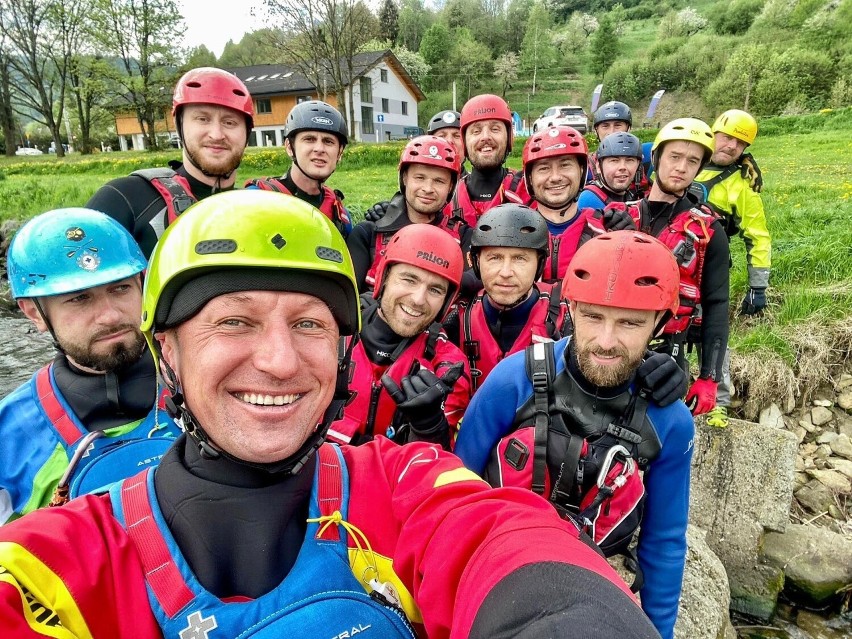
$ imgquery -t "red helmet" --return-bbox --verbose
[173,67,254,130]
[523,126,589,198]
[398,135,462,200]
[563,231,679,315]
[460,94,514,153]
[373,224,464,321]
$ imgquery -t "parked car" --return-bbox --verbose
[15,147,43,156]
[531,106,589,134]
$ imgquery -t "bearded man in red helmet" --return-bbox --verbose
[331,224,471,450]
[86,67,254,258]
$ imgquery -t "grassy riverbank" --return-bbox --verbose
[2,108,850,416]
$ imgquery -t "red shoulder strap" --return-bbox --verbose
[35,364,84,446]
[248,177,290,193]
[144,174,196,226]
[121,471,195,617]
[315,444,343,541]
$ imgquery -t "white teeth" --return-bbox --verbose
[400,304,424,317]
[239,392,299,406]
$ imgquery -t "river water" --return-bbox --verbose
[0,308,55,398]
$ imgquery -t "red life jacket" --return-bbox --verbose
[541,209,591,284]
[587,153,651,200]
[586,201,718,334]
[131,168,196,237]
[330,324,468,445]
[445,171,526,229]
[246,177,351,234]
[458,283,568,392]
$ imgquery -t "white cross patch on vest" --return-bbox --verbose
[179,611,218,639]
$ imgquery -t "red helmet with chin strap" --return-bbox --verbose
[460,94,514,153]
[173,67,254,131]
[563,230,679,315]
[523,126,589,198]
[373,224,464,322]
[398,135,462,200]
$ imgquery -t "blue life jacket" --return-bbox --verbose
[34,363,180,499]
[110,444,416,638]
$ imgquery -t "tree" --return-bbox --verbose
[519,1,556,94]
[590,14,618,77]
[0,37,17,156]
[658,7,708,39]
[447,28,493,99]
[494,52,520,97]
[264,0,379,139]
[556,12,597,56]
[185,45,218,70]
[219,29,283,68]
[0,0,90,158]
[379,0,399,45]
[703,43,767,112]
[419,23,451,89]
[89,0,184,151]
[397,0,433,51]
[391,45,430,87]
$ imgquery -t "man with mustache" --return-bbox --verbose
[585,118,731,418]
[0,209,180,524]
[332,224,470,449]
[246,101,352,237]
[455,231,694,639]
[86,67,254,258]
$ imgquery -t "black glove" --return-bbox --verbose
[381,362,464,448]
[636,352,688,407]
[365,200,390,222]
[739,153,763,193]
[602,207,637,231]
[740,287,767,316]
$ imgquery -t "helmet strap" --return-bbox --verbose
[33,298,62,352]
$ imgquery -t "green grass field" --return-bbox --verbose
[2,109,850,416]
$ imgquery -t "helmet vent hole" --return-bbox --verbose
[519,225,536,234]
[233,89,247,97]
[316,246,344,263]
[635,276,659,287]
[480,224,493,232]
[186,81,202,89]
[195,239,237,255]
[575,269,591,281]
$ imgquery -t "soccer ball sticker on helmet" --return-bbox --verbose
[443,112,456,124]
[548,128,560,137]
[77,250,101,272]
[428,144,440,158]
[65,227,85,242]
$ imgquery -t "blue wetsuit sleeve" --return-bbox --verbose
[454,350,533,475]
[577,189,605,211]
[637,401,694,639]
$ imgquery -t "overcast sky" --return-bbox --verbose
[179,0,269,57]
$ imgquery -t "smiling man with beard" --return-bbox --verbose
[333,224,471,449]
[86,67,254,258]
[0,209,181,524]
[455,231,694,639]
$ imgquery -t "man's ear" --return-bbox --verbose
[284,138,294,159]
[155,331,179,382]
[17,298,49,333]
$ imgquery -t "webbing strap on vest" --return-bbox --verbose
[132,168,195,226]
[315,445,343,541]
[526,342,554,495]
[120,471,195,618]
[461,296,483,392]
[584,183,611,207]
[695,165,738,200]
[249,177,288,192]
[35,365,83,446]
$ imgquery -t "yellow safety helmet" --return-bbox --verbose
[651,117,715,168]
[712,109,757,146]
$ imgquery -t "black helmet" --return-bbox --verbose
[284,101,348,147]
[597,132,643,160]
[427,110,461,134]
[593,101,632,129]
[470,204,549,280]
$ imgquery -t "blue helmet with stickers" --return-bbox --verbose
[7,208,146,299]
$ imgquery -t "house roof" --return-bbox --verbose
[226,50,425,102]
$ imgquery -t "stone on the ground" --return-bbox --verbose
[759,403,784,429]
[674,526,734,639]
[795,480,837,514]
[805,469,851,493]
[829,433,852,460]
[811,406,834,426]
[763,524,852,603]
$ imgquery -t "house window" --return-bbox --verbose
[361,106,375,135]
[382,98,389,113]
[297,95,312,104]
[360,77,372,103]
[255,98,272,114]
[380,69,388,83]
[401,101,408,116]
